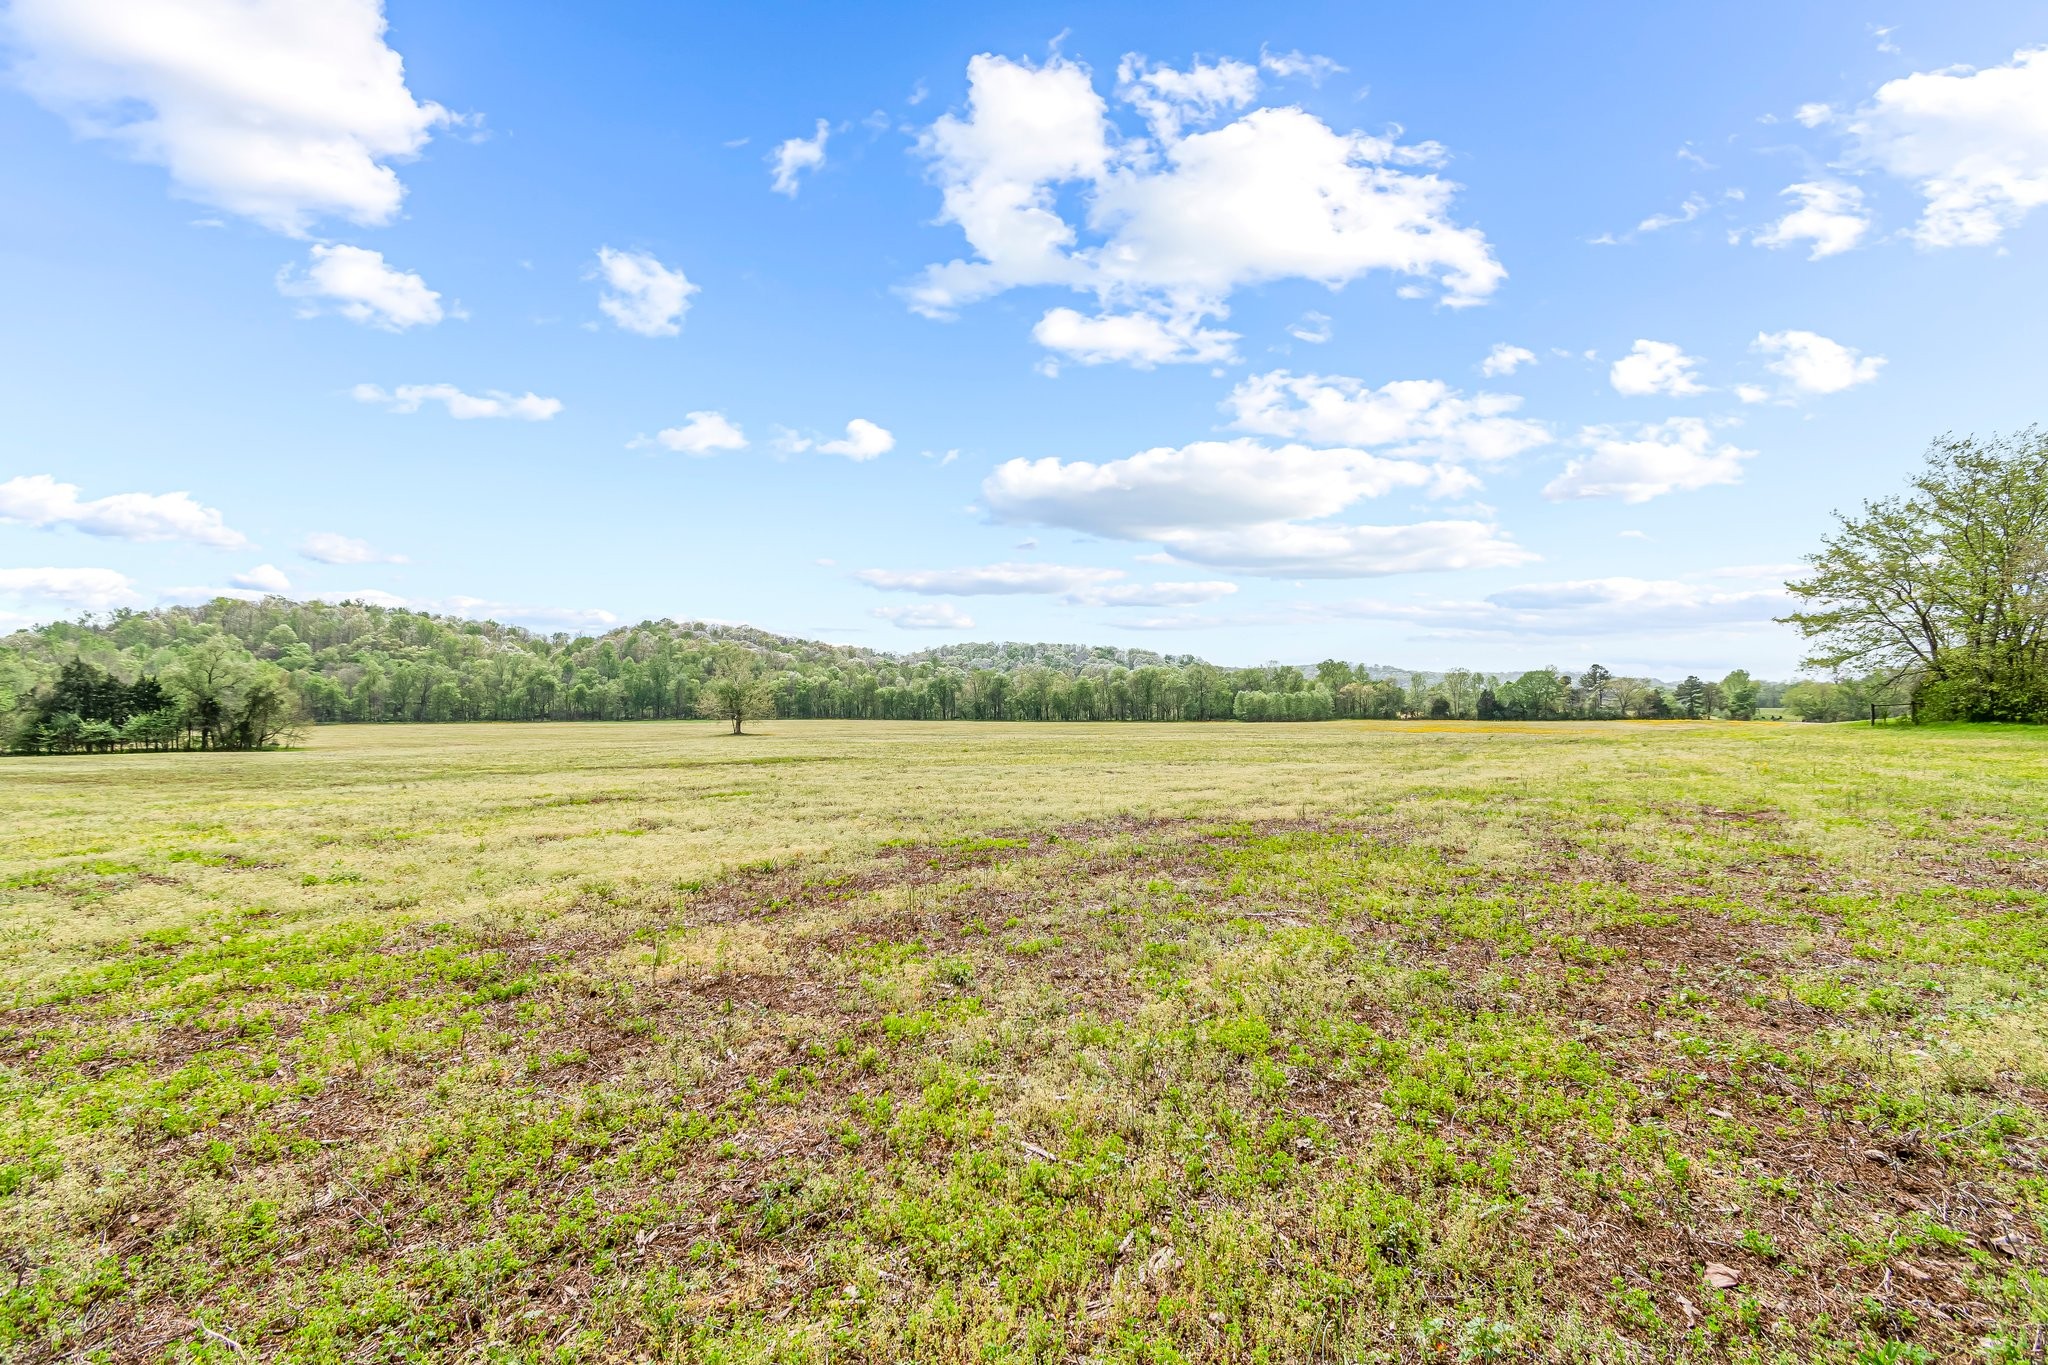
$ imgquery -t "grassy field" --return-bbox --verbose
[5,719,2048,1363]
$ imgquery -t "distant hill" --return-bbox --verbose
[2,595,1781,740]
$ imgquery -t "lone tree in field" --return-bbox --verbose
[1782,429,2048,721]
[696,649,777,734]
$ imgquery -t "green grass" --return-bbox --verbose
[4,718,2048,1361]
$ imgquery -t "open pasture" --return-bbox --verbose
[5,720,2048,1363]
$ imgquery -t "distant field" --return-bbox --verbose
[5,719,2048,1362]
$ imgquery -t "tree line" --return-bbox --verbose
[4,640,298,753]
[2,595,1793,751]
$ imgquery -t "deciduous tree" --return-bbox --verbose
[1784,429,2048,721]
[696,649,776,735]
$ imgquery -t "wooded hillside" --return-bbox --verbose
[1,597,1784,752]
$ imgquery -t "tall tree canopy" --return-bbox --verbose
[1783,430,2048,721]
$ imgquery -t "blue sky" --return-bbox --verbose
[2,2,2045,675]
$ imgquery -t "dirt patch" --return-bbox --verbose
[1688,804,1787,826]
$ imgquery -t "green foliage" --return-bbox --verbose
[693,647,778,734]
[1785,428,2048,722]
[1230,686,1334,721]
[3,597,1778,734]
[1498,667,1569,718]
[4,640,298,754]
[1721,669,1761,720]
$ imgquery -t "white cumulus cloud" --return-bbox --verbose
[639,411,747,455]
[1846,46,2048,247]
[1753,330,1885,394]
[352,383,561,420]
[0,473,247,547]
[906,51,1503,367]
[0,565,142,611]
[300,531,406,565]
[1258,48,1345,84]
[229,563,291,592]
[770,118,830,196]
[854,563,1124,595]
[1480,344,1535,377]
[1115,53,1259,142]
[593,247,697,337]
[1544,418,1755,503]
[1609,339,1706,397]
[873,603,975,630]
[1752,181,1870,259]
[1032,306,1238,367]
[815,419,895,461]
[3,0,449,235]
[985,438,1462,538]
[1329,574,1792,638]
[982,437,1528,578]
[1150,521,1534,578]
[1066,580,1238,607]
[1089,107,1500,306]
[1225,370,1549,462]
[277,244,445,330]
